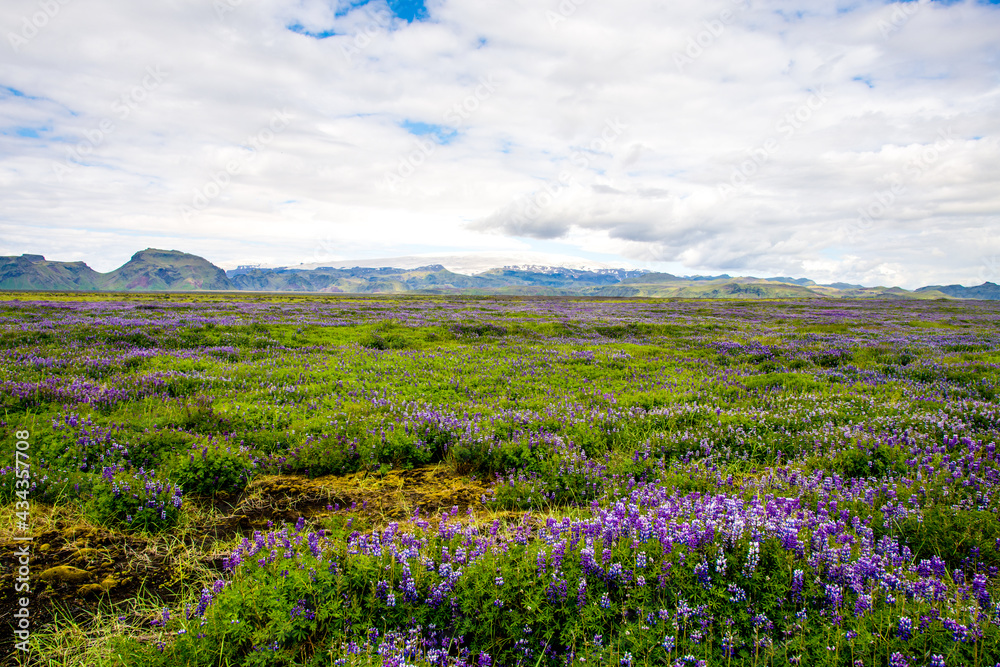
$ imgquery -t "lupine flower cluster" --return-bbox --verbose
[88,467,184,531]
[147,468,1000,665]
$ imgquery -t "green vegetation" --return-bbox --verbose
[0,293,998,667]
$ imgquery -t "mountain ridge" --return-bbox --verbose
[0,249,996,299]
[0,249,231,292]
[915,282,1000,300]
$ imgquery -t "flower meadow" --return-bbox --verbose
[1,293,999,667]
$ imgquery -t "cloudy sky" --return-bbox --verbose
[1,0,999,287]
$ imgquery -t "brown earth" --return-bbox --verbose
[229,463,489,528]
[0,524,190,664]
[0,464,489,663]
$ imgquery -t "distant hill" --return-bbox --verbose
[100,249,232,291]
[229,265,484,293]
[620,272,682,285]
[596,277,824,299]
[0,249,233,291]
[764,276,816,286]
[0,254,103,290]
[1,249,998,299]
[916,282,1000,300]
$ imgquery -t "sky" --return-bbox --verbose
[1,0,999,287]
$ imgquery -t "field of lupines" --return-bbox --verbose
[1,293,999,667]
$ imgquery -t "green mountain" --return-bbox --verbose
[229,265,485,293]
[100,249,232,291]
[592,277,824,299]
[915,282,1000,300]
[0,254,103,290]
[0,249,232,291]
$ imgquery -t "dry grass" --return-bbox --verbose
[0,462,510,666]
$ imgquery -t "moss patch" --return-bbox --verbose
[38,565,92,585]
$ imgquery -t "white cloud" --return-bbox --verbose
[0,0,997,285]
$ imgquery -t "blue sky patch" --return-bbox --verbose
[401,120,457,145]
[287,23,337,39]
[295,0,428,38]
[335,0,374,17]
[386,0,427,22]
[1,86,39,100]
[1,125,48,138]
[774,8,810,21]
[334,0,428,22]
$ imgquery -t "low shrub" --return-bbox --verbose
[168,444,254,496]
[359,321,413,350]
[128,428,195,469]
[87,468,183,532]
[0,462,94,505]
[900,506,1000,571]
[269,435,362,477]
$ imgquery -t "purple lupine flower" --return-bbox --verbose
[825,584,843,609]
[854,594,872,617]
[972,573,991,609]
[743,541,760,577]
[694,560,711,590]
[193,588,213,618]
[897,616,913,641]
[888,653,910,667]
[791,569,804,602]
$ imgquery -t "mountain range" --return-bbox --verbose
[2,249,999,300]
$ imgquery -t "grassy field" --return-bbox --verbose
[1,293,999,667]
